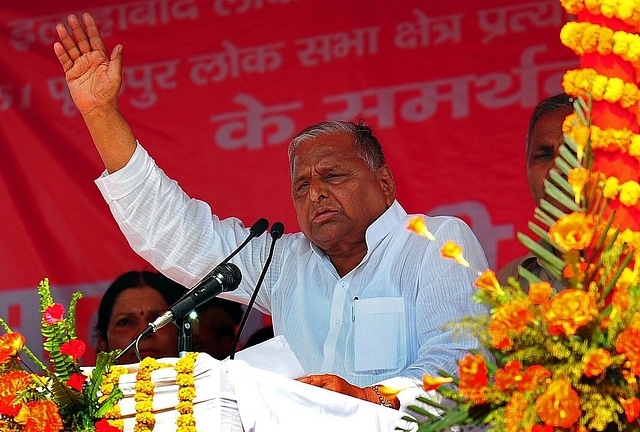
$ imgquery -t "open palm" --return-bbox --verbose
[53,13,122,116]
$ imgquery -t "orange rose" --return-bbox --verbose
[458,353,489,404]
[488,300,532,349]
[535,379,582,428]
[548,212,595,251]
[583,348,612,377]
[544,289,597,336]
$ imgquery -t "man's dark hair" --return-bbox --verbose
[526,93,574,153]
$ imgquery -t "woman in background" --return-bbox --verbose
[95,271,187,364]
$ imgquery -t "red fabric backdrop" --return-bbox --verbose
[0,0,577,363]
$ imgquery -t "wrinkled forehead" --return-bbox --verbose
[289,133,358,175]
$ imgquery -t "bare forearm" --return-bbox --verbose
[83,107,137,173]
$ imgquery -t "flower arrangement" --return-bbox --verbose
[0,278,122,432]
[390,1,640,431]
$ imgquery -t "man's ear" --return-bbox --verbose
[378,165,396,206]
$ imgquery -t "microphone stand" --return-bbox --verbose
[177,317,193,357]
[230,222,284,359]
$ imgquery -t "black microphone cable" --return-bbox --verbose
[229,222,284,359]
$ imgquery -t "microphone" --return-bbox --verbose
[149,262,242,333]
[115,218,268,362]
[230,221,284,359]
[115,262,242,362]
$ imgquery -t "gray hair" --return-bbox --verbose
[288,121,386,172]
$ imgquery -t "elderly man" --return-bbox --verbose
[497,93,574,288]
[54,13,489,410]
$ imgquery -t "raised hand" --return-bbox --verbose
[54,13,123,117]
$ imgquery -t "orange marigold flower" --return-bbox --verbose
[458,353,489,404]
[562,261,588,280]
[406,216,435,241]
[616,328,640,375]
[0,332,25,365]
[520,365,552,392]
[19,400,63,432]
[621,397,640,423]
[505,392,528,432]
[583,348,612,377]
[548,212,595,251]
[488,300,532,349]
[494,361,522,391]
[544,289,597,336]
[440,241,470,267]
[0,370,32,416]
[474,269,503,295]
[535,379,582,428]
[421,374,454,392]
[529,282,553,305]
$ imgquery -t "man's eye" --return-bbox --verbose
[296,182,309,192]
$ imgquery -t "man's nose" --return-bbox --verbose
[309,179,327,201]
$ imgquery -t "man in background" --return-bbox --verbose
[497,93,574,288]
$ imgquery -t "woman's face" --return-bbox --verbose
[97,286,179,364]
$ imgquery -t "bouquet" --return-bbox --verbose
[392,1,640,431]
[0,278,122,432]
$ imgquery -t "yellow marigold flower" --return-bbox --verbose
[584,348,612,377]
[568,167,590,203]
[549,212,595,251]
[406,216,435,241]
[544,289,597,336]
[630,134,640,156]
[505,391,528,432]
[474,269,503,295]
[619,180,640,206]
[603,176,620,199]
[535,379,582,428]
[421,375,454,391]
[440,241,470,267]
[529,281,553,305]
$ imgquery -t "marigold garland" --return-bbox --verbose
[99,365,128,431]
[561,21,640,67]
[563,68,640,112]
[133,358,169,432]
[560,0,640,30]
[174,352,198,432]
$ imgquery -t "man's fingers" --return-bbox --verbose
[83,13,107,53]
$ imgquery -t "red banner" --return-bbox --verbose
[0,0,576,362]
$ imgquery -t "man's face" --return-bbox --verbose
[290,133,395,255]
[526,107,574,207]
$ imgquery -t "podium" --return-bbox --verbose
[114,353,411,432]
